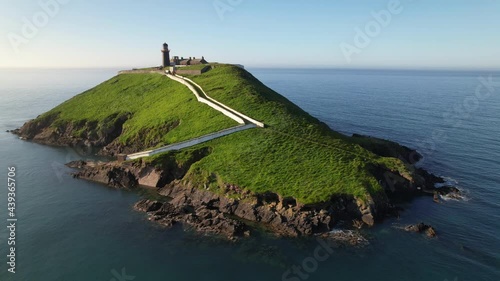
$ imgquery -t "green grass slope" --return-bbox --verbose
[142,65,411,204]
[39,73,236,147]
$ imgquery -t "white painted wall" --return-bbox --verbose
[126,124,256,160]
[177,75,265,128]
[166,74,246,124]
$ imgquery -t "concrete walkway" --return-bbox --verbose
[125,71,264,160]
[165,74,246,124]
[173,74,265,128]
[126,124,256,160]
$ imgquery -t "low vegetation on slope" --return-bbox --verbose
[141,65,411,204]
[36,73,236,149]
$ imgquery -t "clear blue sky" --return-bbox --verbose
[1,0,499,69]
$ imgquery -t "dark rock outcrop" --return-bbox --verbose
[156,181,335,238]
[134,199,248,239]
[318,230,369,247]
[372,162,462,206]
[404,222,437,238]
[68,161,138,189]
[351,134,423,164]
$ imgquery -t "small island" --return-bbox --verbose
[12,43,461,241]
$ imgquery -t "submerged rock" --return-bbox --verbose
[66,160,87,169]
[404,222,437,238]
[318,230,369,247]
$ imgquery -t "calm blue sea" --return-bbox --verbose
[0,68,499,281]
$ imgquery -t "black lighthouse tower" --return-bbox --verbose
[162,43,170,67]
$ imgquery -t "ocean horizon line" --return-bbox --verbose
[2,65,500,73]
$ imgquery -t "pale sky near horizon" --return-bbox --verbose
[1,0,499,69]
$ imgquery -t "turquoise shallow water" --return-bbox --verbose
[0,68,499,281]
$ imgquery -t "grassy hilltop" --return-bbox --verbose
[23,65,412,204]
[40,73,236,146]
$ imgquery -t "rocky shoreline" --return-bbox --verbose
[67,160,350,239]
[64,155,460,241]
[14,113,462,241]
